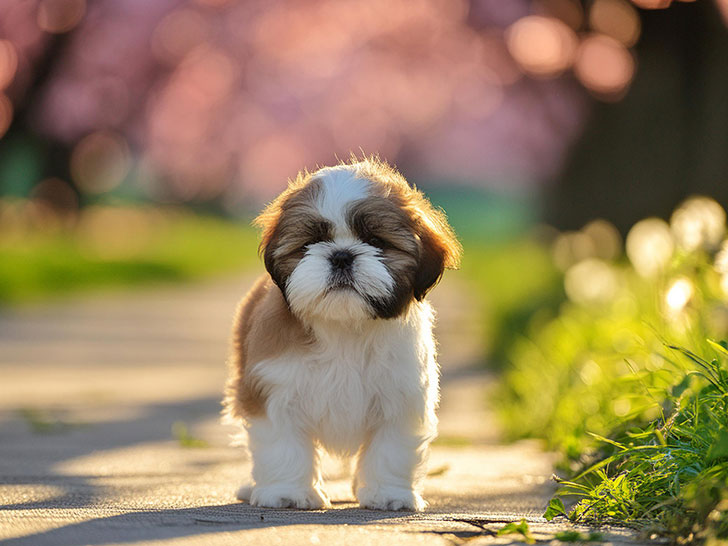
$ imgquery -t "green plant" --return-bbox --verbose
[498,197,728,542]
[17,407,83,434]
[172,421,209,448]
[497,519,535,544]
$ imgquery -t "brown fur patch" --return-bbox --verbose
[256,178,331,291]
[352,157,462,300]
[223,275,311,419]
[346,197,420,318]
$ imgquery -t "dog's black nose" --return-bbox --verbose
[330,249,354,270]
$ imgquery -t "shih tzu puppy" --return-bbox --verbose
[223,157,461,511]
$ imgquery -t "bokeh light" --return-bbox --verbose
[552,231,596,270]
[579,359,603,386]
[565,258,619,304]
[670,196,726,252]
[0,40,18,90]
[506,15,578,77]
[715,241,728,274]
[589,0,641,47]
[574,34,635,98]
[582,219,622,260]
[665,276,694,313]
[626,217,674,277]
[31,177,78,211]
[721,273,728,298]
[27,178,79,230]
[718,0,728,25]
[37,0,86,34]
[70,131,131,194]
[612,397,631,417]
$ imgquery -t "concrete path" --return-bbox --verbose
[0,275,651,545]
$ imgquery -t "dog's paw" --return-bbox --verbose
[250,484,331,509]
[357,486,426,511]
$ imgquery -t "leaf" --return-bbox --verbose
[497,519,535,544]
[667,345,726,393]
[586,431,627,450]
[708,339,728,358]
[544,497,568,521]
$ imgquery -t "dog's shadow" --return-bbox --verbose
[1,502,415,546]
[0,394,424,546]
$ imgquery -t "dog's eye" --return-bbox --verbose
[300,237,321,251]
[367,236,387,249]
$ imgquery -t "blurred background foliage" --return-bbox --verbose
[504,197,728,542]
[2,0,726,314]
[2,0,726,219]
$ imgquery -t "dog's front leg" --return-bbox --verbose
[355,420,430,511]
[245,415,330,509]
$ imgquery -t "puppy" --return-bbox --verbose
[223,157,461,511]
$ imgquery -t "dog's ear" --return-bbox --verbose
[261,232,285,290]
[254,192,288,290]
[412,206,462,301]
[254,172,321,292]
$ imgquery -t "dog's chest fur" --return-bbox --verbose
[253,302,437,454]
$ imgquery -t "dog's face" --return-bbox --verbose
[255,159,461,322]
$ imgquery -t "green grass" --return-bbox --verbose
[172,421,210,448]
[497,519,536,543]
[17,407,84,434]
[494,198,728,543]
[0,203,259,304]
[549,342,728,541]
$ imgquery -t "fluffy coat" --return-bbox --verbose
[223,158,461,511]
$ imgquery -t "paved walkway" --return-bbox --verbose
[0,275,650,545]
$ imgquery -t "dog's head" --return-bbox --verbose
[255,158,461,322]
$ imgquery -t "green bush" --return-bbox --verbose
[498,197,728,542]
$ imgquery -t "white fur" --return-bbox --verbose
[243,303,438,511]
[286,239,394,322]
[239,166,440,511]
[315,165,370,232]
